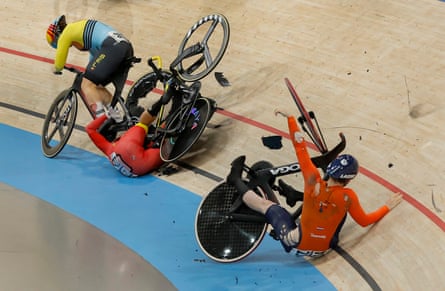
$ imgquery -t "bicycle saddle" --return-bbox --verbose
[181,81,201,104]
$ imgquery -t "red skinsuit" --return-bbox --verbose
[86,115,164,177]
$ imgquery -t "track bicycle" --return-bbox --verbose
[125,13,230,163]
[195,78,346,262]
[41,56,141,158]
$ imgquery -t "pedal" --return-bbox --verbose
[157,164,179,176]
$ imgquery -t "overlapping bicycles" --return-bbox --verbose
[42,13,230,162]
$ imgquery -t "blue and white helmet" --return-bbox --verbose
[326,154,359,180]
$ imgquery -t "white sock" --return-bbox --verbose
[95,102,105,117]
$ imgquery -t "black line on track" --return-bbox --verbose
[333,246,382,291]
[0,101,381,290]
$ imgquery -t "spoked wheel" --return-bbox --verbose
[195,182,268,263]
[41,89,78,158]
[159,96,213,162]
[177,14,230,82]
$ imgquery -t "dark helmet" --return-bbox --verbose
[46,15,66,49]
[325,154,359,180]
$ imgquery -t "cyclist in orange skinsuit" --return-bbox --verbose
[227,114,403,257]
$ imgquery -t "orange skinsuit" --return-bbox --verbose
[287,116,390,252]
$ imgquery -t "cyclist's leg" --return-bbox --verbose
[264,204,299,252]
[227,155,299,253]
[83,38,131,114]
[242,189,275,214]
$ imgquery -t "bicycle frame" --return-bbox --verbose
[150,56,204,135]
[139,49,217,162]
[63,67,95,117]
[124,14,229,163]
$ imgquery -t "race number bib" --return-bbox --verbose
[107,31,128,43]
[110,152,136,177]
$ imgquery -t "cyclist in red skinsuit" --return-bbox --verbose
[86,100,165,177]
[227,114,403,257]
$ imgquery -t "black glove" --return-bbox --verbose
[148,98,164,117]
[277,179,303,207]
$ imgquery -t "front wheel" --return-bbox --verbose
[159,97,214,162]
[41,89,78,158]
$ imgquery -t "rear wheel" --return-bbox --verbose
[41,89,78,158]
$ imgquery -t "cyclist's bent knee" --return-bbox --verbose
[81,78,112,104]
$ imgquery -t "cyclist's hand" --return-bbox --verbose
[386,192,403,210]
[53,70,62,75]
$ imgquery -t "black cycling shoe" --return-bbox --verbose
[226,155,249,195]
[98,118,118,142]
[129,105,144,118]
[227,155,245,184]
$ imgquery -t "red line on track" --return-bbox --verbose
[1,46,444,232]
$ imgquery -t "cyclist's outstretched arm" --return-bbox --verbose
[287,115,320,187]
[85,115,113,156]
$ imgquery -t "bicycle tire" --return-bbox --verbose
[177,14,230,82]
[41,89,78,158]
[159,97,213,162]
[126,72,160,115]
[195,182,268,263]
[284,77,328,153]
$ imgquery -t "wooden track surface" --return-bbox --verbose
[1,0,445,290]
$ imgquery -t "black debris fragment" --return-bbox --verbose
[215,72,231,87]
[262,135,283,150]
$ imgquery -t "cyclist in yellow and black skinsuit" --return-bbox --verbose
[46,15,134,117]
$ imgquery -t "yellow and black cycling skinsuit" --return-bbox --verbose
[53,19,133,86]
